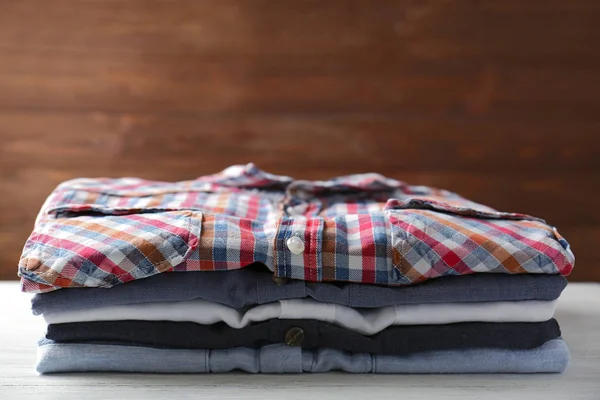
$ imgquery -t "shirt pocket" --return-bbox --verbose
[19,205,202,288]
[39,180,278,222]
[384,198,574,284]
[41,182,212,218]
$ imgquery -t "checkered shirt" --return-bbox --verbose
[18,163,574,293]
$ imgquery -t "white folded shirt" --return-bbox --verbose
[43,298,557,335]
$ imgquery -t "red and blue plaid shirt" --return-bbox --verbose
[18,163,574,293]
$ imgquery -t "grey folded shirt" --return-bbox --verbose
[31,265,568,315]
[36,339,570,374]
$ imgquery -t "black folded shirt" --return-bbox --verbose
[46,319,561,355]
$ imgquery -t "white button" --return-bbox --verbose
[286,236,305,255]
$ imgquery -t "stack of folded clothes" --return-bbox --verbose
[18,163,574,374]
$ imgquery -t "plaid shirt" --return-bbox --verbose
[18,163,574,293]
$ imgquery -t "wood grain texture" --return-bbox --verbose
[1,0,599,280]
[2,282,600,399]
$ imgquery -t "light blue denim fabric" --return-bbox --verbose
[31,269,568,315]
[36,339,569,374]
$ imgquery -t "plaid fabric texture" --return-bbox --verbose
[19,163,574,293]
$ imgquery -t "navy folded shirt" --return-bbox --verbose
[45,319,561,355]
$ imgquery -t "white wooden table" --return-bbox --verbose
[1,281,599,400]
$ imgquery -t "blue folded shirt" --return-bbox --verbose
[31,266,568,315]
[36,339,569,374]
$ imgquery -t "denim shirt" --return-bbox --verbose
[31,266,568,315]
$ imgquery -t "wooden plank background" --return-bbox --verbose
[1,0,599,281]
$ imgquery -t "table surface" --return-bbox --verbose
[1,281,599,400]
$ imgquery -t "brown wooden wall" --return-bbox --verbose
[1,1,599,281]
